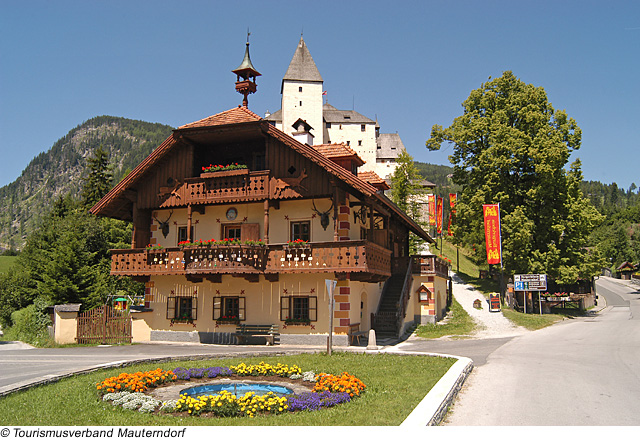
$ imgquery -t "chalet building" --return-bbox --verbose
[265,37,407,180]
[90,40,448,346]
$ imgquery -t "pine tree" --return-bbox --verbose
[81,145,112,210]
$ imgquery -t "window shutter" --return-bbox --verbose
[241,223,260,241]
[166,297,176,319]
[309,296,318,322]
[191,295,198,320]
[239,297,246,321]
[213,297,221,320]
[280,296,289,321]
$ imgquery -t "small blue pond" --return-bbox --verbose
[181,382,294,398]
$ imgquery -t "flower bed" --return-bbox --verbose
[98,362,365,418]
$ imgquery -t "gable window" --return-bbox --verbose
[167,291,198,322]
[280,296,317,324]
[290,220,310,242]
[213,296,246,322]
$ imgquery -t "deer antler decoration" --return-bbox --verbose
[153,210,173,238]
[312,199,334,231]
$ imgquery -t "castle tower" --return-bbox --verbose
[281,37,323,143]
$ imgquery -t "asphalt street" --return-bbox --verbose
[444,277,640,426]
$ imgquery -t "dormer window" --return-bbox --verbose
[344,115,351,120]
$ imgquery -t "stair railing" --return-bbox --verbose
[395,257,414,337]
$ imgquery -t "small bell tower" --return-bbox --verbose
[232,32,261,108]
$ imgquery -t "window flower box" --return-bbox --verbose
[284,318,311,326]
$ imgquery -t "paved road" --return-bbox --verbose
[444,277,640,426]
[0,342,319,396]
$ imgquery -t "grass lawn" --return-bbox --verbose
[0,255,17,274]
[415,298,477,339]
[501,308,564,330]
[0,352,456,426]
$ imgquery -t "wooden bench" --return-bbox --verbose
[234,324,279,346]
[348,323,368,346]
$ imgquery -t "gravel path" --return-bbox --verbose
[450,272,528,339]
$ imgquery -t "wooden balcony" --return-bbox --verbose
[411,255,450,279]
[160,170,270,207]
[111,240,392,282]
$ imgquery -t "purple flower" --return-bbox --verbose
[287,391,351,412]
[203,367,232,378]
[173,367,190,380]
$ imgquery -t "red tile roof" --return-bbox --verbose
[179,106,262,129]
[358,171,390,190]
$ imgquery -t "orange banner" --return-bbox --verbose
[448,193,457,236]
[436,196,443,235]
[483,204,502,265]
[428,194,436,226]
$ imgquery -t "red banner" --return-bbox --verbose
[448,193,457,236]
[483,204,502,265]
[428,194,436,226]
[436,196,443,235]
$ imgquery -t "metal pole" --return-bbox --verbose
[539,291,542,315]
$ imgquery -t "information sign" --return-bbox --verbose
[513,274,547,291]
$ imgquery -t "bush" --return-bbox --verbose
[4,297,52,346]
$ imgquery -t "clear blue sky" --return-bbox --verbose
[1,0,638,190]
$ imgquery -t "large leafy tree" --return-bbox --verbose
[426,71,603,283]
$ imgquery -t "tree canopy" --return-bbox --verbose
[426,71,603,283]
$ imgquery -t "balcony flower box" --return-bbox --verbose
[200,164,249,178]
[284,318,311,326]
[216,316,241,325]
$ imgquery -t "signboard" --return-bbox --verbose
[544,296,571,302]
[483,204,502,265]
[489,293,501,312]
[514,274,547,291]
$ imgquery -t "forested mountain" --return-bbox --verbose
[0,117,174,250]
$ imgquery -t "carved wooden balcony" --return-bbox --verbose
[110,240,392,281]
[159,169,270,208]
[411,255,450,278]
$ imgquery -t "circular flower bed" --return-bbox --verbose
[97,362,366,418]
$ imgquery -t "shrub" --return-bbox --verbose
[4,298,52,346]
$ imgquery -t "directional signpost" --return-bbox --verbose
[514,274,547,314]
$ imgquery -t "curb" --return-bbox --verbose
[399,352,474,426]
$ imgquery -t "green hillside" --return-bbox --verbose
[0,117,174,250]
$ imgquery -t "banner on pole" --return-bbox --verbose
[448,193,457,236]
[428,194,436,226]
[436,196,443,235]
[483,204,502,264]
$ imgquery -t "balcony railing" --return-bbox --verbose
[162,170,270,207]
[111,240,392,279]
[411,255,449,278]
